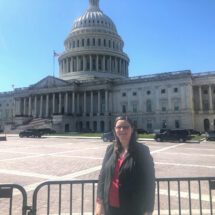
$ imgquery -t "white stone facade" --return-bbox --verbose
[0,0,215,133]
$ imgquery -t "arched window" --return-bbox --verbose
[204,119,210,131]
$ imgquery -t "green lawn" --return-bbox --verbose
[47,132,204,142]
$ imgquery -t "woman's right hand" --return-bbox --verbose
[95,202,104,215]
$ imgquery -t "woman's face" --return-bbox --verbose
[114,119,133,143]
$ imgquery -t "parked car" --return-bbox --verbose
[37,128,56,135]
[187,129,201,136]
[137,129,149,134]
[155,129,190,142]
[101,131,115,142]
[205,131,215,141]
[19,129,42,138]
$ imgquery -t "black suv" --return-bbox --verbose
[155,129,190,142]
[37,128,56,135]
[19,129,42,138]
[101,132,115,142]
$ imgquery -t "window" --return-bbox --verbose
[133,92,137,96]
[87,38,90,46]
[73,41,75,48]
[203,89,208,94]
[174,88,178,93]
[174,105,179,111]
[82,39,84,46]
[77,40,79,47]
[122,92,126,97]
[146,100,152,112]
[147,120,152,131]
[147,90,151,95]
[93,38,95,46]
[203,101,209,111]
[122,105,126,113]
[104,39,106,47]
[161,89,166,94]
[132,103,137,113]
[162,120,167,129]
[98,39,101,46]
[162,106,166,112]
[175,120,180,129]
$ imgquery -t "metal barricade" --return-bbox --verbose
[31,180,97,215]
[0,184,28,215]
[156,177,215,215]
[31,177,215,215]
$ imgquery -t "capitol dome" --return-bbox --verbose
[59,0,130,81]
[72,0,117,35]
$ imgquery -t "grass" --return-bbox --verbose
[47,132,205,142]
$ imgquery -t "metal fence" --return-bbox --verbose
[0,184,28,215]
[0,177,215,215]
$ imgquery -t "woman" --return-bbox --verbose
[96,116,155,215]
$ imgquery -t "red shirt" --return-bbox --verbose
[108,156,125,207]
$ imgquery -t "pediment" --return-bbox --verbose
[29,76,70,89]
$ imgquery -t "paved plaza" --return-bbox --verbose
[0,136,215,214]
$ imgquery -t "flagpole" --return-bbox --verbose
[53,50,55,77]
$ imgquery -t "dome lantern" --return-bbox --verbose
[89,0,99,9]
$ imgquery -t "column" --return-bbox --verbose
[90,55,92,71]
[83,56,86,71]
[58,93,62,114]
[77,93,80,114]
[68,58,70,73]
[105,90,108,113]
[28,97,32,116]
[109,56,112,73]
[96,55,99,72]
[34,96,37,117]
[83,91,86,115]
[119,59,122,75]
[167,86,171,111]
[77,56,80,71]
[91,91,93,116]
[52,93,55,114]
[72,92,75,114]
[209,85,213,111]
[115,57,117,73]
[46,94,49,117]
[97,91,101,115]
[70,57,73,72]
[15,98,21,116]
[63,60,66,73]
[23,98,26,115]
[40,95,43,117]
[102,55,105,71]
[180,85,185,110]
[199,86,203,111]
[65,92,68,114]
[155,87,160,112]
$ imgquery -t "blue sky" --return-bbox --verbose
[0,0,214,92]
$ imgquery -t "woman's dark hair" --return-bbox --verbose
[113,116,138,155]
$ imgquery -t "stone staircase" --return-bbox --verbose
[10,118,53,133]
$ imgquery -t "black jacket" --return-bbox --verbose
[97,142,155,215]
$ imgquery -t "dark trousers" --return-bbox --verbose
[109,206,130,215]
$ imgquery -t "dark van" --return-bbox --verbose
[101,132,115,142]
[155,129,190,142]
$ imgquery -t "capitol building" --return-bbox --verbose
[1,0,215,133]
